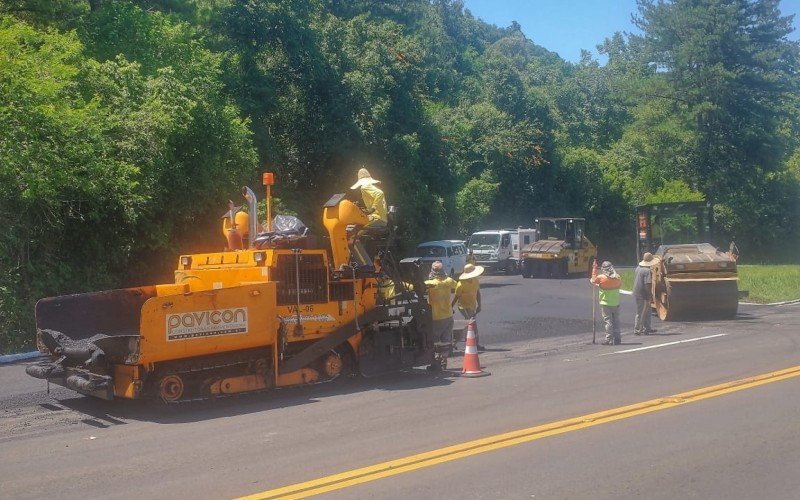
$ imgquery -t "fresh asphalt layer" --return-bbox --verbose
[1,274,799,499]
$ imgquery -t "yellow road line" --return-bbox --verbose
[237,365,800,500]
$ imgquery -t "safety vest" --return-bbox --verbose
[598,287,620,307]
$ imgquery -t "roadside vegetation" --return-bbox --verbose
[619,271,635,293]
[619,266,800,304]
[738,266,800,304]
[2,0,799,352]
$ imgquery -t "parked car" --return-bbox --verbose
[415,240,468,277]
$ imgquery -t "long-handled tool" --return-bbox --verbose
[590,256,597,344]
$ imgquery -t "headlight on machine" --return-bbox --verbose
[180,256,192,269]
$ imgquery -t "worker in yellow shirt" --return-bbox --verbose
[452,263,485,351]
[348,167,389,267]
[424,260,457,371]
[350,167,387,229]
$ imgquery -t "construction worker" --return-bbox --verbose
[348,167,388,267]
[350,167,387,230]
[591,260,622,345]
[452,263,485,351]
[377,276,414,305]
[424,260,457,370]
[633,252,659,335]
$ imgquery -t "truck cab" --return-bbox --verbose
[467,228,536,274]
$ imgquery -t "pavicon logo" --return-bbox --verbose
[166,307,248,341]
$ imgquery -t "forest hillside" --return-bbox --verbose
[1,0,799,351]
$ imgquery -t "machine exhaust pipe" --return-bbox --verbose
[243,186,259,249]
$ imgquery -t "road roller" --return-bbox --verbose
[651,243,739,320]
[636,202,739,321]
[520,217,596,278]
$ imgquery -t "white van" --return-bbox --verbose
[415,240,468,277]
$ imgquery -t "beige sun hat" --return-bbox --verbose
[459,263,485,280]
[350,167,381,189]
[638,252,661,267]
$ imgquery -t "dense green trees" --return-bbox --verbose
[0,5,255,351]
[629,0,800,254]
[1,0,798,351]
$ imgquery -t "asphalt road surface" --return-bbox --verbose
[2,274,799,500]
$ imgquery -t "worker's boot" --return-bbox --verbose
[427,354,447,372]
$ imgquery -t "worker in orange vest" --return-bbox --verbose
[590,259,623,345]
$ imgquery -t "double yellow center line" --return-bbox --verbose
[237,365,800,500]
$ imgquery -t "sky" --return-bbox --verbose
[462,0,800,64]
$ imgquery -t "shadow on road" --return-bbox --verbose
[480,281,520,289]
[50,370,455,425]
[450,348,511,357]
[521,275,589,282]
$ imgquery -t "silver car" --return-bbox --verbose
[415,240,468,277]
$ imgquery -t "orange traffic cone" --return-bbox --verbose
[461,319,490,378]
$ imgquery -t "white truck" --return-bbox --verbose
[467,228,537,274]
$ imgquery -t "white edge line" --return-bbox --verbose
[599,334,728,356]
[740,298,800,306]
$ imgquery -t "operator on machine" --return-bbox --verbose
[348,167,389,268]
[350,167,388,232]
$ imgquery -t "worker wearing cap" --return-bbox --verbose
[424,260,457,370]
[452,263,485,351]
[591,260,622,345]
[633,252,659,335]
[350,167,387,229]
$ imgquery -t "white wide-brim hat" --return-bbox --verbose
[459,263,485,280]
[638,252,662,267]
[350,167,381,189]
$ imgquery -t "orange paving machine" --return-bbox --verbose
[26,174,436,401]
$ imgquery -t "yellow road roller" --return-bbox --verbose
[520,218,596,278]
